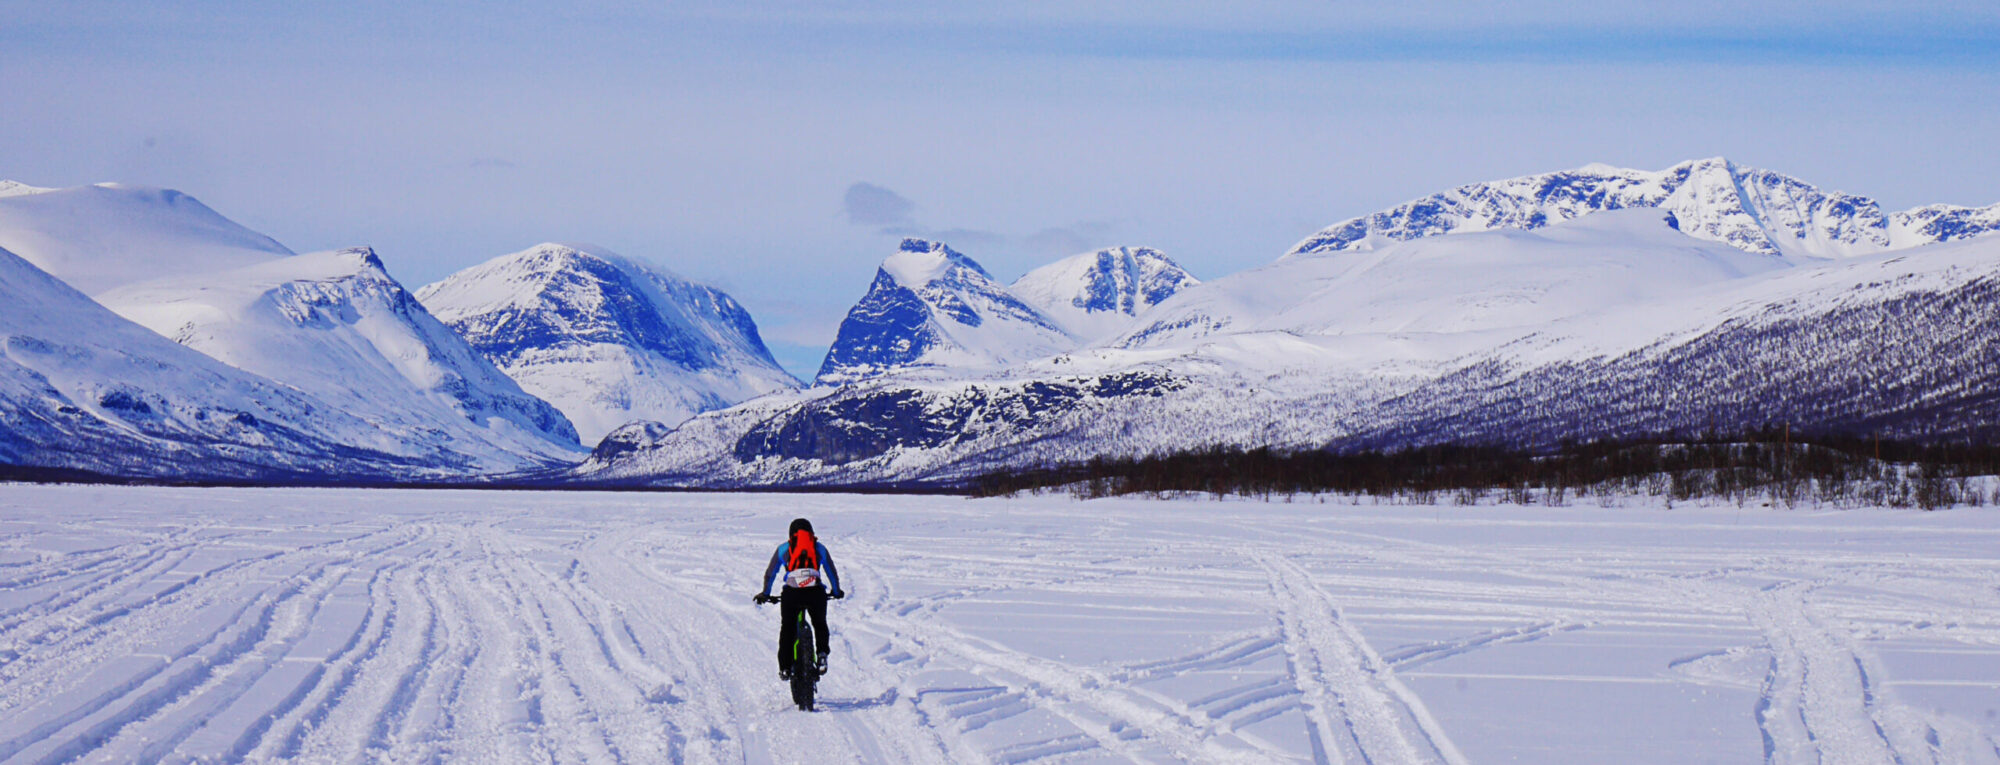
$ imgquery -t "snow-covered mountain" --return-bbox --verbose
[98,247,582,470]
[0,182,293,294]
[11,158,2000,487]
[416,243,798,444]
[1010,246,1199,343]
[1337,232,2000,451]
[815,239,1074,385]
[0,245,443,479]
[1287,158,2000,261]
[0,182,585,476]
[580,209,2000,487]
[1123,209,1785,349]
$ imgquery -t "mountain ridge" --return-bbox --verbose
[0,182,293,294]
[95,245,585,469]
[1011,246,1200,344]
[0,244,450,480]
[418,242,799,444]
[1286,157,2000,262]
[815,239,1075,385]
[582,209,2000,487]
[9,157,2000,486]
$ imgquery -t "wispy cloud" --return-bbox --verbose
[927,228,1008,248]
[842,182,915,227]
[1023,223,1112,259]
[705,5,2000,69]
[19,5,1994,70]
[947,24,2000,67]
[841,182,1111,261]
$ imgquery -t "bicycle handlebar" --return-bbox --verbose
[752,591,844,605]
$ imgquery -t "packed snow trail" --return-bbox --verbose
[1,486,1998,763]
[1258,553,1465,764]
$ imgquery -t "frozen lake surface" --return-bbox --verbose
[0,485,1996,763]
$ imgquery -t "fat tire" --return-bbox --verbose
[791,666,813,710]
[792,667,815,711]
[791,620,818,711]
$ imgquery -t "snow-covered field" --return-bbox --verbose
[1,486,1996,764]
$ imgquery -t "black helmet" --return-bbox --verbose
[789,518,813,535]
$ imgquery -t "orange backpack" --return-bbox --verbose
[787,529,818,570]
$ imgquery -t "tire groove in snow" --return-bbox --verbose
[289,560,432,761]
[0,525,403,717]
[121,561,362,762]
[12,567,328,764]
[1258,553,1466,765]
[265,568,387,756]
[845,548,1279,763]
[0,537,193,644]
[0,525,417,763]
[1383,620,1582,671]
[1751,586,1904,765]
[368,560,445,758]
[243,562,395,760]
[842,541,1159,763]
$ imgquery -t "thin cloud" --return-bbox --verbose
[843,182,916,227]
[1024,222,1113,258]
[839,185,1116,265]
[928,228,1007,249]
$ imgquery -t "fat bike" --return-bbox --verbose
[753,594,827,711]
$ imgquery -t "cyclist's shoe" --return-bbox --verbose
[815,652,828,675]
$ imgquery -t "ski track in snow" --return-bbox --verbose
[0,487,1997,764]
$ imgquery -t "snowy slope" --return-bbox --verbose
[1124,209,1786,349]
[0,180,53,198]
[0,245,435,479]
[816,239,1074,385]
[1010,246,1199,343]
[416,243,798,444]
[0,182,292,294]
[1286,157,2000,261]
[1338,231,2000,451]
[4,484,1997,764]
[97,248,583,470]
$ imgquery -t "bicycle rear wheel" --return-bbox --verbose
[791,620,817,711]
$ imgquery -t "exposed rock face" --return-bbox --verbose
[1010,246,1199,343]
[816,239,1072,385]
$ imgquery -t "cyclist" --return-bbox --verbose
[753,518,844,679]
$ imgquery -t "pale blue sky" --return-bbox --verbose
[4,2,1998,376]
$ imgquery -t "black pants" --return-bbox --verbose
[778,586,829,669]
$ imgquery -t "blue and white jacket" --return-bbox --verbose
[759,540,842,596]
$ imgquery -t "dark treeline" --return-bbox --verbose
[972,428,2000,509]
